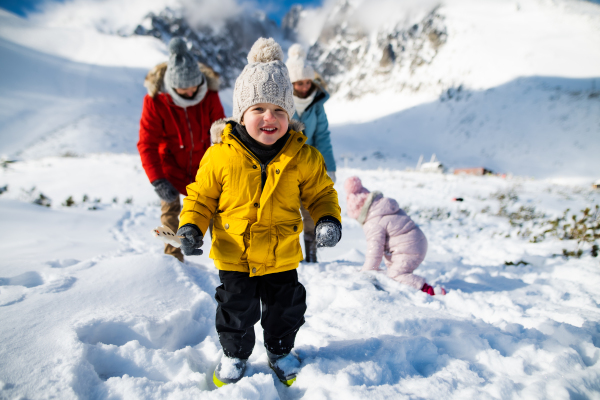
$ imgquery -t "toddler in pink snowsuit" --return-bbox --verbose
[345,176,441,295]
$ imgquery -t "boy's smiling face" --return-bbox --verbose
[242,103,289,146]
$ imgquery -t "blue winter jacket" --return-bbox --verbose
[292,88,336,171]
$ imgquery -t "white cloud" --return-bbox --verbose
[351,0,441,32]
[179,0,245,30]
[295,0,441,44]
[295,0,338,45]
[29,0,247,33]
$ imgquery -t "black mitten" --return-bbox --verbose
[152,179,179,203]
[176,224,204,256]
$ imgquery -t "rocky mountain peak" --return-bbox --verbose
[301,2,448,98]
[133,1,448,97]
[134,8,280,88]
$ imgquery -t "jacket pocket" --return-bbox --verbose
[210,217,249,263]
[274,219,304,265]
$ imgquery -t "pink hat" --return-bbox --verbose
[344,176,370,219]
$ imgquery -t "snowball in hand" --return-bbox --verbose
[316,221,341,248]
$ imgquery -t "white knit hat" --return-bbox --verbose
[286,44,315,83]
[232,38,295,122]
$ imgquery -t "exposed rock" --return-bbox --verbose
[134,8,279,88]
[304,4,448,98]
[133,1,448,97]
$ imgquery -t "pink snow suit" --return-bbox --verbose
[345,176,428,290]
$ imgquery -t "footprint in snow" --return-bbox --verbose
[75,296,217,383]
[0,271,44,307]
[46,259,80,268]
[0,271,44,288]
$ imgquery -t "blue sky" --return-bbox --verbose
[264,0,323,23]
[0,0,324,24]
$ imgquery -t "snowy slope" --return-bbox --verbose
[329,76,600,178]
[1,0,600,398]
[1,158,600,399]
[0,9,166,67]
[0,9,233,161]
[1,0,599,177]
[299,0,600,97]
[320,0,600,178]
[0,10,158,160]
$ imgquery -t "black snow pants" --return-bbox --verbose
[215,269,307,360]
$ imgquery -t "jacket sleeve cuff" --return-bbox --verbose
[315,216,342,237]
[151,178,167,187]
[179,223,203,237]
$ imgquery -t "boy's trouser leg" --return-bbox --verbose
[260,269,307,355]
[160,198,183,262]
[215,271,261,359]
[214,269,307,359]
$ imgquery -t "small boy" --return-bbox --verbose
[176,38,342,387]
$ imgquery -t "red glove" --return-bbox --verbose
[421,283,435,296]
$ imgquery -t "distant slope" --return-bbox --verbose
[0,1,599,179]
[0,10,166,160]
[295,0,600,99]
[320,0,600,178]
[0,37,147,159]
[329,76,600,178]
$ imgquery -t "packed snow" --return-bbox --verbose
[1,0,600,399]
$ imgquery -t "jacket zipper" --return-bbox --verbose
[184,108,194,182]
[229,134,288,191]
[261,164,267,190]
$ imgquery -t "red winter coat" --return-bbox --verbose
[138,62,226,195]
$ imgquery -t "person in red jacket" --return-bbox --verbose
[138,37,226,262]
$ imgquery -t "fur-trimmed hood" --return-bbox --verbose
[144,62,221,97]
[209,118,306,145]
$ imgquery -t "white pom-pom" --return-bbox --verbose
[169,37,188,55]
[247,37,284,64]
[288,44,306,60]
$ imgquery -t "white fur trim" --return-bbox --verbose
[210,118,232,144]
[289,119,305,133]
[357,191,382,225]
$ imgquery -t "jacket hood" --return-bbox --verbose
[144,61,221,97]
[310,87,329,107]
[364,196,401,221]
[307,76,330,106]
[210,118,305,145]
[313,73,329,103]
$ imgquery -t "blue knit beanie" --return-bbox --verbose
[164,38,204,89]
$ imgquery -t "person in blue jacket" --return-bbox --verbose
[286,44,337,263]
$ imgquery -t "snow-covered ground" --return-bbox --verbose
[1,0,600,398]
[1,157,600,399]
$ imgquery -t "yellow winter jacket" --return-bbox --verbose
[179,119,341,276]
